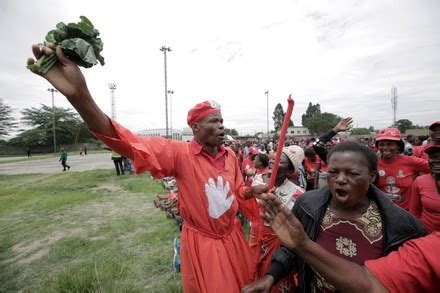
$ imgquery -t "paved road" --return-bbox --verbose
[0,153,114,175]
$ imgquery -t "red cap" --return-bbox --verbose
[376,128,401,142]
[187,100,221,126]
[424,144,440,155]
[249,146,259,155]
[375,128,405,151]
[429,121,440,130]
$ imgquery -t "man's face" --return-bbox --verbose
[429,150,440,175]
[193,113,225,147]
[429,125,440,143]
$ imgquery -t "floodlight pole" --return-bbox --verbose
[168,90,174,139]
[160,46,171,138]
[265,91,269,136]
[108,83,117,119]
[47,88,58,154]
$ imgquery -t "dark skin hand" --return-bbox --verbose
[27,44,115,137]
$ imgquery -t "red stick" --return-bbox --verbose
[267,95,295,190]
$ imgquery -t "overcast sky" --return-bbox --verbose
[1,0,439,135]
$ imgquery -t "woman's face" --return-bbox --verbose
[254,156,262,169]
[429,151,440,175]
[378,140,399,160]
[327,151,374,209]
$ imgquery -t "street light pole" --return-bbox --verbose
[168,90,174,139]
[265,91,269,137]
[108,83,117,119]
[47,88,58,154]
[160,46,171,138]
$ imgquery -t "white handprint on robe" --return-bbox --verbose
[204,176,235,219]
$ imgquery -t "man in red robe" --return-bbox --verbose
[28,44,266,292]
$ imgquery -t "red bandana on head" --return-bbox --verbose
[187,100,221,126]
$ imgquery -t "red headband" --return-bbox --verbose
[187,100,221,126]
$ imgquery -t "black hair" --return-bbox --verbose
[257,153,269,168]
[327,141,377,173]
[304,147,316,157]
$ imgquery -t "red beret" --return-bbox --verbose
[187,100,221,126]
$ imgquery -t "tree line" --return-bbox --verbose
[1,99,429,145]
[0,98,93,147]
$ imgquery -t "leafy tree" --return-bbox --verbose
[395,119,413,133]
[0,98,16,139]
[224,128,238,136]
[273,103,294,132]
[368,126,375,132]
[273,103,284,132]
[301,102,321,127]
[306,112,341,136]
[350,128,371,135]
[9,104,92,147]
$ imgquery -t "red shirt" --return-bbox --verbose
[410,174,440,232]
[365,232,440,293]
[93,120,255,293]
[377,154,430,210]
[412,143,430,161]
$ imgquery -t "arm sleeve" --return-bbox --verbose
[313,129,337,164]
[409,178,423,219]
[365,234,438,293]
[267,246,298,283]
[411,157,431,174]
[91,118,177,178]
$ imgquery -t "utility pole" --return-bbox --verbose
[265,91,269,137]
[47,88,58,154]
[391,86,398,126]
[108,83,117,119]
[160,46,171,138]
[168,90,174,139]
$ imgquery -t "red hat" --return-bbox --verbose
[424,144,440,155]
[375,128,405,150]
[249,146,259,155]
[376,128,401,142]
[187,100,221,126]
[429,121,440,130]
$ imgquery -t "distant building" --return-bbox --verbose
[136,127,194,141]
[279,126,312,138]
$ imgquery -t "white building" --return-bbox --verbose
[136,127,194,141]
[278,126,311,137]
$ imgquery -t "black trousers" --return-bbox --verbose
[112,158,124,175]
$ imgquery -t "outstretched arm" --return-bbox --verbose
[258,192,387,293]
[27,44,116,137]
[314,117,353,164]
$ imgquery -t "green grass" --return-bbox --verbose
[0,170,182,292]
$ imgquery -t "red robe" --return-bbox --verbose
[93,120,256,292]
[365,232,440,293]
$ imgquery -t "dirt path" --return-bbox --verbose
[0,153,114,175]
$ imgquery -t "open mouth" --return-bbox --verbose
[335,188,349,200]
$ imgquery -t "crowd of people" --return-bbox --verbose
[27,43,439,292]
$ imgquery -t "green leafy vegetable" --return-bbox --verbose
[27,16,105,74]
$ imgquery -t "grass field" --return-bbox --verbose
[0,169,182,292]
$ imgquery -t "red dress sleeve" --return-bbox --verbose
[365,232,440,293]
[91,119,180,178]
